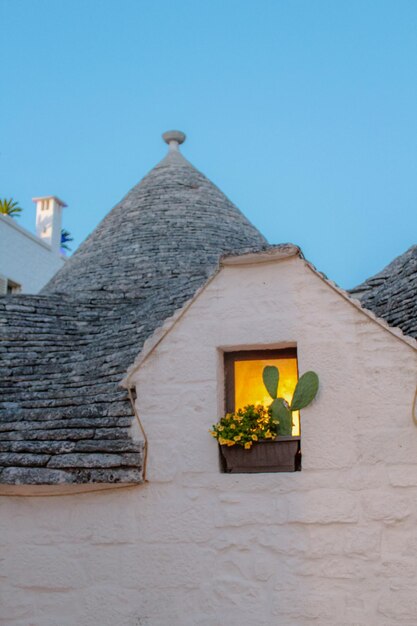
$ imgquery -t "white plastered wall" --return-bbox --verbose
[1,255,417,626]
[0,214,65,294]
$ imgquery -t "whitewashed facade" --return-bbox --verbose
[1,250,416,626]
[0,197,66,294]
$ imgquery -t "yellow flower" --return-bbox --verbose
[218,425,224,432]
[251,434,258,441]
[233,435,242,441]
[265,430,272,438]
[244,442,252,450]
[219,437,235,446]
[230,423,236,430]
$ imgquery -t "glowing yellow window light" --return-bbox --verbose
[234,357,300,436]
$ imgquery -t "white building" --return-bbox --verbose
[1,132,416,626]
[0,195,67,294]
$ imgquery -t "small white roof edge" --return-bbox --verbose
[220,244,301,266]
[32,196,67,208]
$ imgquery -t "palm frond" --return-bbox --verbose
[60,228,74,251]
[0,198,23,217]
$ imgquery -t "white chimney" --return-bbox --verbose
[33,196,67,254]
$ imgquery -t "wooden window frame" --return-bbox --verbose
[224,348,298,413]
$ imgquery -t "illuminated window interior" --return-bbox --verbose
[225,349,300,436]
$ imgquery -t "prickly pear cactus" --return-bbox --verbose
[262,365,319,437]
[290,371,319,411]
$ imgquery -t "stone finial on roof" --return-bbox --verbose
[162,130,186,152]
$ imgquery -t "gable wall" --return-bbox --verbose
[1,256,417,625]
[136,256,416,478]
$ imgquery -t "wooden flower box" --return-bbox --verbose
[219,436,301,473]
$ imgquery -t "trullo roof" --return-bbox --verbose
[0,132,267,487]
[350,245,417,339]
[45,142,267,295]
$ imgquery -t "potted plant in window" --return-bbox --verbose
[210,366,319,473]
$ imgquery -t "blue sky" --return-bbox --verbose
[2,0,416,288]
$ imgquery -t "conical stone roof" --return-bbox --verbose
[45,145,266,295]
[0,133,268,486]
[350,244,417,338]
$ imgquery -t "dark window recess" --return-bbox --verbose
[221,348,301,473]
[7,279,21,294]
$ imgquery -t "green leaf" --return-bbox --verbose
[271,398,292,436]
[262,365,279,399]
[290,371,319,411]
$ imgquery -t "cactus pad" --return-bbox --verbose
[271,398,293,436]
[290,371,319,411]
[263,365,279,399]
